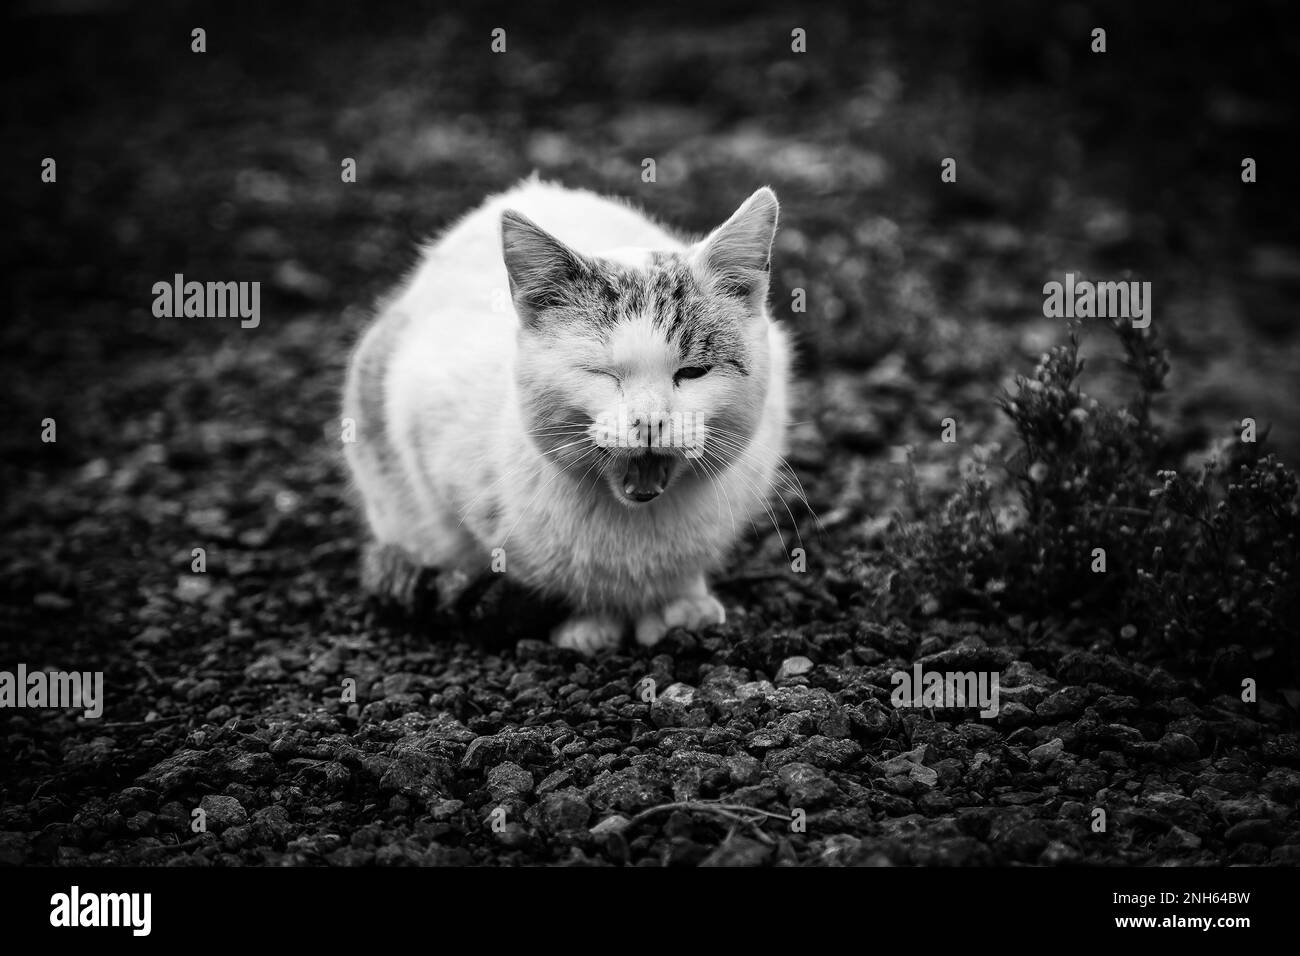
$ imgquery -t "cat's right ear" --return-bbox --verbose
[501,210,590,327]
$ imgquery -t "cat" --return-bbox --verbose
[342,177,791,654]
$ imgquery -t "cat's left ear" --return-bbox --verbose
[690,187,779,302]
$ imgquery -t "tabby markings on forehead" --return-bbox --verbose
[535,257,751,375]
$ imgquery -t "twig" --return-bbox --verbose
[98,715,189,730]
[626,800,791,830]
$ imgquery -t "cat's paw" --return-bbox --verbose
[361,542,430,611]
[551,614,623,655]
[635,593,726,647]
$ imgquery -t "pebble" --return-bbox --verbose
[777,762,840,807]
[534,790,591,832]
[198,795,248,832]
[485,762,534,801]
[1225,818,1280,846]
[700,836,770,867]
[1029,738,1065,767]
[775,656,815,682]
[244,655,286,682]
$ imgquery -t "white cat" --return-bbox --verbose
[342,178,791,653]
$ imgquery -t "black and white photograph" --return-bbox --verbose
[1,0,1296,937]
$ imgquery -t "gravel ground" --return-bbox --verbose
[2,2,1298,866]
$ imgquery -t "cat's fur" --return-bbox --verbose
[343,178,790,653]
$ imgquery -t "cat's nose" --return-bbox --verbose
[629,413,671,449]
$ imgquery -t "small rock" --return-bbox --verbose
[1262,735,1300,767]
[1160,826,1203,851]
[991,819,1050,862]
[1029,737,1065,767]
[535,769,574,796]
[746,728,788,750]
[1039,840,1080,865]
[1006,727,1039,749]
[1224,818,1280,847]
[1216,796,1279,824]
[1228,842,1269,864]
[1270,844,1300,864]
[272,260,332,301]
[915,634,1013,671]
[221,825,251,851]
[725,754,762,786]
[34,592,73,611]
[700,836,770,867]
[175,576,212,603]
[137,750,210,793]
[1036,686,1090,719]
[775,656,814,682]
[186,679,222,702]
[132,626,170,648]
[251,806,291,842]
[795,735,862,768]
[125,811,155,834]
[1157,732,1200,763]
[534,789,591,832]
[584,766,670,812]
[816,708,853,739]
[244,655,285,682]
[997,702,1036,727]
[736,680,778,701]
[908,764,938,788]
[879,746,927,776]
[493,822,530,848]
[430,798,464,821]
[777,762,839,807]
[461,736,501,770]
[198,795,247,833]
[1062,766,1107,797]
[485,761,534,801]
[228,753,277,785]
[650,682,699,728]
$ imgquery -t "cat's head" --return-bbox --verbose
[501,188,780,507]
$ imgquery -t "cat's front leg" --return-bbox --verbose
[551,613,624,655]
[634,577,726,647]
[360,540,476,613]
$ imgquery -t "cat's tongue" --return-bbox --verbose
[622,453,674,503]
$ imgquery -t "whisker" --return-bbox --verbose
[689,452,741,540]
[500,444,603,547]
[703,426,825,539]
[699,446,793,557]
[456,434,595,529]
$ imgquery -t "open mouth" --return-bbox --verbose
[618,451,679,503]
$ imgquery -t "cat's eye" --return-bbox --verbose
[674,366,710,384]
